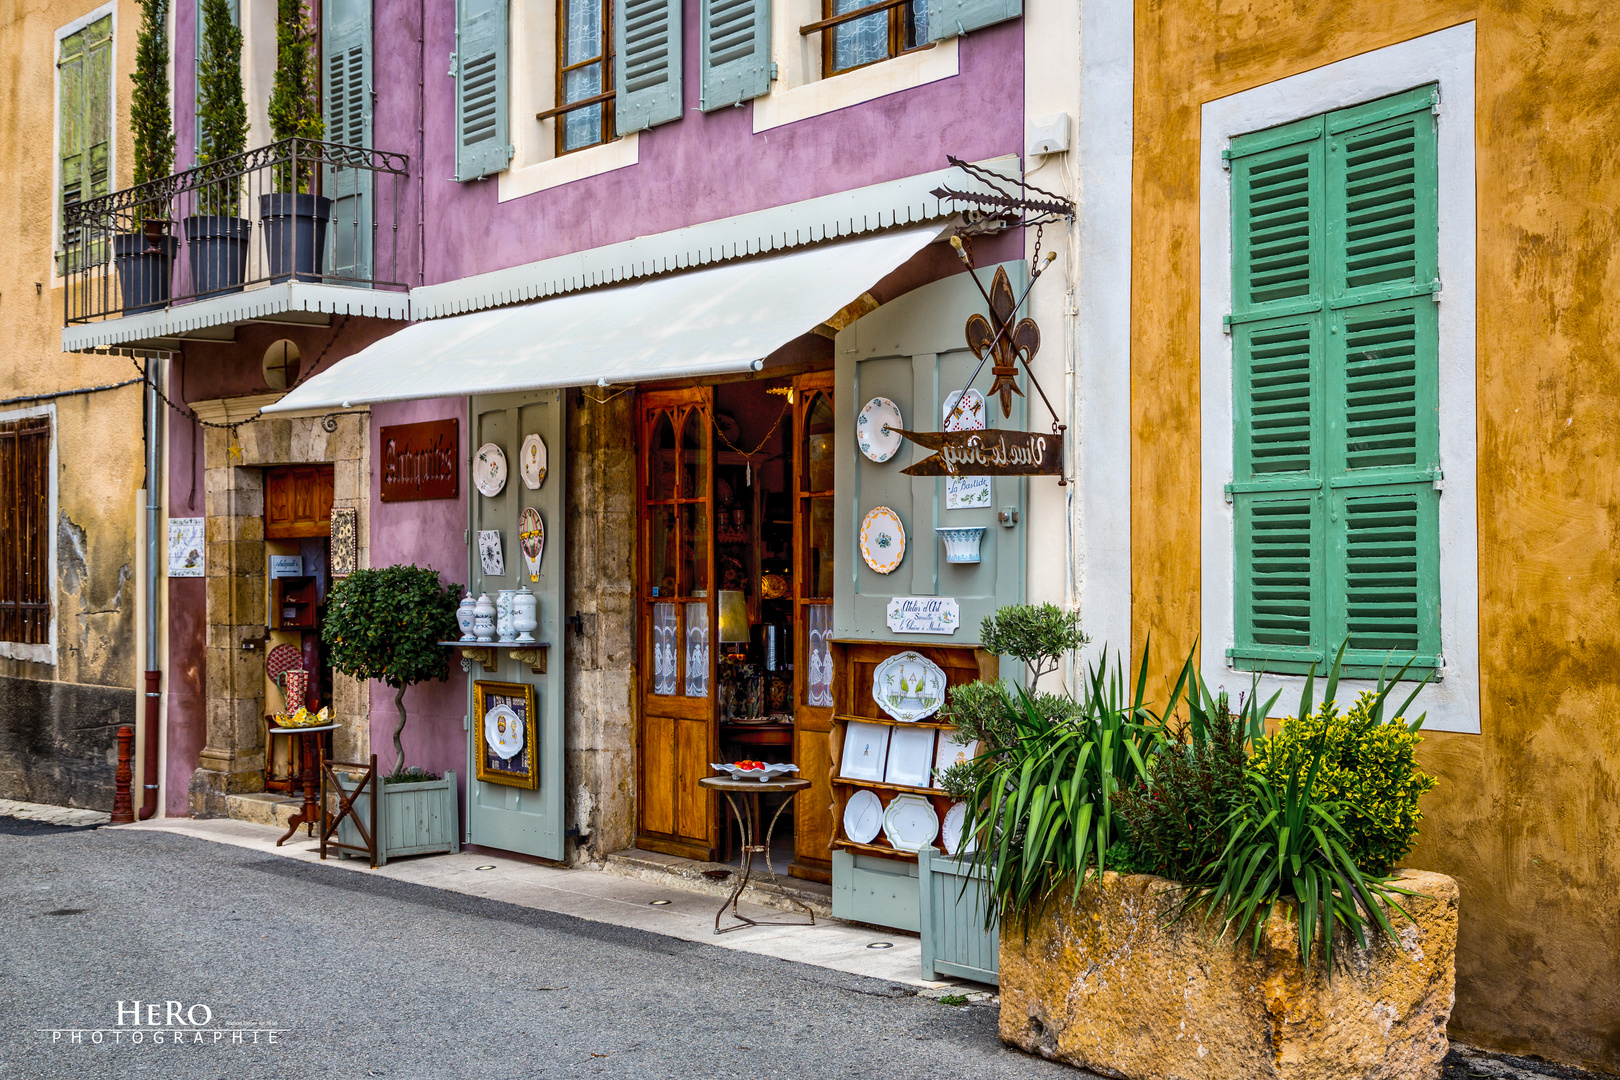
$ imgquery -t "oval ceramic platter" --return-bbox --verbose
[882,793,940,853]
[859,506,906,574]
[941,800,975,855]
[856,397,904,463]
[872,650,947,722]
[843,789,884,845]
[484,704,524,760]
[519,433,548,489]
[474,442,508,498]
[519,506,545,582]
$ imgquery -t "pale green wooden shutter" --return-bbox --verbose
[194,0,239,157]
[1229,86,1441,678]
[699,0,769,112]
[58,16,112,274]
[324,0,374,280]
[615,0,682,132]
[925,0,1019,41]
[454,0,510,181]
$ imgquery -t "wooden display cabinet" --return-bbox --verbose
[272,576,318,630]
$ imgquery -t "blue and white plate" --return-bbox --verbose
[857,397,904,463]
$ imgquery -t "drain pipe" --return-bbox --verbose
[139,356,164,820]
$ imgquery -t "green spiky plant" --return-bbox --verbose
[195,0,247,215]
[130,0,174,221]
[267,0,323,193]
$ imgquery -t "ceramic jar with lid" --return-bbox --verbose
[513,586,538,643]
[473,592,496,642]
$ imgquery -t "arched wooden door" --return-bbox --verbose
[636,389,719,859]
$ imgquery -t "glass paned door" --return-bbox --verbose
[637,389,718,858]
[792,372,837,880]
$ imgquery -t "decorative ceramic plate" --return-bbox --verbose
[840,721,891,782]
[882,793,940,853]
[519,506,545,582]
[843,789,884,845]
[884,725,937,788]
[943,389,987,433]
[872,650,947,723]
[710,761,800,782]
[474,442,508,498]
[941,800,975,855]
[860,507,906,574]
[266,644,302,682]
[519,434,547,490]
[857,397,904,462]
[484,704,524,760]
[933,728,979,781]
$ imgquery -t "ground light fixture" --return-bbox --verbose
[649,899,672,905]
[475,865,496,871]
[866,942,894,950]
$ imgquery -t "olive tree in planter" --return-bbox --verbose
[186,0,250,297]
[115,0,178,313]
[262,0,328,282]
[322,564,462,863]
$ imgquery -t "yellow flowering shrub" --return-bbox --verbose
[1255,691,1438,876]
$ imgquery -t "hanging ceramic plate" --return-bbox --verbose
[860,506,906,574]
[519,506,544,582]
[882,793,940,853]
[941,800,975,855]
[856,397,904,463]
[484,704,524,760]
[872,650,947,723]
[943,389,987,433]
[474,442,508,498]
[843,789,884,846]
[266,644,302,682]
[519,434,547,490]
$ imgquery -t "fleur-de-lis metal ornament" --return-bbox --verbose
[964,266,1041,418]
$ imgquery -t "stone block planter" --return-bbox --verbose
[999,869,1457,1080]
[336,771,460,866]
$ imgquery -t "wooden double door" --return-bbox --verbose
[635,374,837,879]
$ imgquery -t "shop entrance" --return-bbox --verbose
[262,464,336,788]
[635,373,836,880]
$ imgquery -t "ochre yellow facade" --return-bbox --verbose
[1130,2,1620,1070]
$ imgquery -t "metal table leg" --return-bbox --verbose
[713,790,817,935]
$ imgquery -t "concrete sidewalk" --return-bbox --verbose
[125,816,980,993]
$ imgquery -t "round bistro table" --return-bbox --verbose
[268,722,340,846]
[698,775,815,935]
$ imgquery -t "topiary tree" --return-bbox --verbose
[195,0,247,214]
[267,0,322,192]
[321,565,460,778]
[130,0,173,192]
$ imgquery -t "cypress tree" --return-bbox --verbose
[268,0,323,192]
[129,0,173,191]
[196,0,247,213]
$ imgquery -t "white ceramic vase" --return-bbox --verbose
[495,589,517,642]
[513,586,538,643]
[472,592,496,642]
[456,595,477,641]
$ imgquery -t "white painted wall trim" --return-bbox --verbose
[0,404,59,665]
[1199,23,1479,733]
[51,1,119,288]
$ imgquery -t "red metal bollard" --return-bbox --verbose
[111,725,135,824]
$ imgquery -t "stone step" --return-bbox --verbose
[225,792,302,830]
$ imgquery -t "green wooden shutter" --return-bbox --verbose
[1234,492,1323,664]
[454,0,510,181]
[615,0,682,132]
[699,0,769,112]
[324,0,374,280]
[58,16,113,274]
[194,0,239,157]
[925,0,1020,41]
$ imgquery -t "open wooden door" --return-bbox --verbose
[791,372,837,882]
[636,389,719,860]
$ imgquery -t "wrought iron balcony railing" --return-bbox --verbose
[63,137,411,326]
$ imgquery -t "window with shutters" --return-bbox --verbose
[553,0,615,154]
[817,0,928,76]
[1227,85,1442,679]
[193,0,239,159]
[57,12,114,277]
[0,416,52,647]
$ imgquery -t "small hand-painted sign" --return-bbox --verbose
[380,418,459,502]
[886,596,961,635]
[896,429,1062,477]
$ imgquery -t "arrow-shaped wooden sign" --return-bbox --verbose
[895,429,1063,477]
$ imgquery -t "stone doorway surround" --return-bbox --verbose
[187,394,370,817]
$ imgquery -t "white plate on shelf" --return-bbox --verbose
[884,725,936,788]
[859,507,906,574]
[843,789,884,845]
[840,721,891,783]
[872,650,946,722]
[941,800,975,855]
[882,793,940,853]
[857,397,904,462]
[932,727,978,783]
[474,442,508,498]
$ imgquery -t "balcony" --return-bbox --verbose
[61,138,413,353]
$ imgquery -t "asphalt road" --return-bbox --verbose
[0,824,1075,1080]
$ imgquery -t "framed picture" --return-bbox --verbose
[474,680,538,789]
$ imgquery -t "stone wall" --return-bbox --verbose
[562,391,637,864]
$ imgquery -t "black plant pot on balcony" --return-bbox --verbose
[111,230,179,314]
[183,214,252,298]
[259,193,332,283]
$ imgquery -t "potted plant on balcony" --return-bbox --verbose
[262,0,328,282]
[114,0,178,314]
[322,564,462,863]
[185,0,251,297]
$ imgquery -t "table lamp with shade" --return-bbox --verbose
[718,590,750,655]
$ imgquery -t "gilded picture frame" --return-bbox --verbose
[473,680,539,789]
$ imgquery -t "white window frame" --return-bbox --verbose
[51,2,118,288]
[0,404,59,665]
[1199,22,1479,733]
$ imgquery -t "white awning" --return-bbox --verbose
[264,225,943,412]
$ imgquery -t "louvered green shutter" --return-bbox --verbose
[1229,86,1442,678]
[616,0,682,132]
[454,0,510,180]
[58,16,113,274]
[194,0,238,157]
[925,0,1020,41]
[699,0,769,112]
[324,0,373,280]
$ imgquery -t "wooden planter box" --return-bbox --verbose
[336,771,460,866]
[918,845,999,985]
[999,869,1457,1080]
